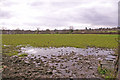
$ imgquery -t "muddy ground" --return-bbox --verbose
[2,46,117,79]
[2,55,104,79]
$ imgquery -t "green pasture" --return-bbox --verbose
[2,34,118,49]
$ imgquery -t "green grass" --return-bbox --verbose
[4,52,18,56]
[2,45,21,56]
[2,45,28,56]
[107,30,118,33]
[98,66,108,75]
[97,66,115,78]
[99,30,118,33]
[18,53,28,57]
[2,34,118,49]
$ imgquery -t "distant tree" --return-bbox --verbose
[118,26,120,29]
[76,29,79,31]
[35,28,40,34]
[54,29,57,32]
[45,29,51,34]
[46,29,50,31]
[85,27,88,30]
[99,28,102,30]
[15,28,20,34]
[89,28,92,30]
[69,26,74,33]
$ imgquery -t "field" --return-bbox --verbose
[2,34,119,79]
[2,34,118,49]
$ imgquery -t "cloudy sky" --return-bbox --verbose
[0,0,119,30]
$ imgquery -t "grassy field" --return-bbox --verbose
[2,34,118,49]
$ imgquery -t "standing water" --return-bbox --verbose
[21,46,115,60]
[19,46,117,78]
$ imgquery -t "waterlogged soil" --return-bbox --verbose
[2,46,117,79]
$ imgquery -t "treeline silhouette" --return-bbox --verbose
[1,27,119,34]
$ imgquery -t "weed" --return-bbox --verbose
[98,66,115,78]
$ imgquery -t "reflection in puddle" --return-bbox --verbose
[21,46,117,63]
[21,46,114,57]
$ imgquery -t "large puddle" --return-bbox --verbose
[3,45,117,78]
[2,45,118,78]
[19,46,117,78]
[21,47,116,61]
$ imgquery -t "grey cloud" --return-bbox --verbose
[24,17,68,27]
[82,8,117,26]
[0,11,12,19]
[24,5,117,27]
[1,0,19,7]
[55,6,117,26]
[51,2,82,7]
[0,0,118,30]
[30,2,45,6]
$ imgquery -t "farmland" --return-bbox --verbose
[2,34,118,49]
[2,34,119,79]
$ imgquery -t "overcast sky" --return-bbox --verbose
[0,0,119,30]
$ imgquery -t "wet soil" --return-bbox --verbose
[2,46,117,79]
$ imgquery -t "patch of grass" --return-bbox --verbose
[2,45,20,56]
[18,53,28,57]
[99,30,118,33]
[98,66,108,75]
[4,52,18,56]
[2,34,118,49]
[97,66,115,78]
[107,31,118,33]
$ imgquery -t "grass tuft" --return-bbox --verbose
[4,52,18,56]
[97,66,115,78]
[18,53,28,57]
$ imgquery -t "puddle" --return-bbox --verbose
[21,46,115,58]
[21,46,117,69]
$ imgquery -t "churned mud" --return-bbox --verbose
[2,46,117,79]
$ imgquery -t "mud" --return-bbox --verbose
[2,46,117,79]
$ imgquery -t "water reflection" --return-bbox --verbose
[21,47,114,57]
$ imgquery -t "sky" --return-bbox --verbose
[0,0,119,30]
